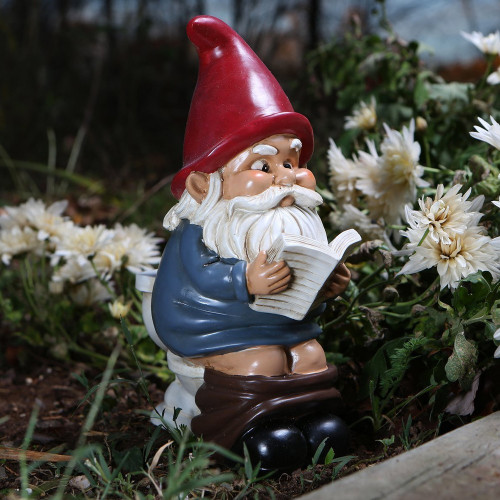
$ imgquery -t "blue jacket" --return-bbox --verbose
[151,219,324,357]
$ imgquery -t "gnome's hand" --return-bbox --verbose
[321,263,351,299]
[246,251,292,296]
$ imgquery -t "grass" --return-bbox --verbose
[0,335,361,499]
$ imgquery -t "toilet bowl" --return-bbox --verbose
[135,271,204,430]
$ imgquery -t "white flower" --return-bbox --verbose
[52,257,97,284]
[492,198,500,208]
[69,278,113,306]
[356,121,428,226]
[327,139,360,206]
[0,226,40,265]
[379,121,426,192]
[330,204,386,241]
[404,184,484,245]
[487,67,500,85]
[345,97,377,131]
[108,297,132,319]
[354,139,380,198]
[461,31,500,55]
[470,116,500,150]
[95,223,162,274]
[398,227,500,290]
[54,224,114,266]
[22,199,69,240]
[0,199,69,239]
[0,205,27,229]
[115,223,162,271]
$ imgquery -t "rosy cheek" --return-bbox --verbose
[223,170,273,199]
[295,168,316,190]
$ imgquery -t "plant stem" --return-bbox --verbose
[324,265,388,328]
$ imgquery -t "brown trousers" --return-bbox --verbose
[191,364,342,450]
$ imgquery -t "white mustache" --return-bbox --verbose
[227,185,323,215]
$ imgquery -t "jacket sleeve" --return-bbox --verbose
[180,223,250,302]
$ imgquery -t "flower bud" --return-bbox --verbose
[382,286,399,302]
[108,297,132,319]
[416,116,427,131]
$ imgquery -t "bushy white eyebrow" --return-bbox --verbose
[252,144,278,155]
[290,138,302,151]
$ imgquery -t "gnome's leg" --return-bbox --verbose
[191,365,345,471]
[287,339,329,375]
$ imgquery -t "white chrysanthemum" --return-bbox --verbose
[331,204,385,241]
[52,257,97,284]
[0,205,27,229]
[22,199,69,240]
[461,30,500,55]
[470,116,500,150]
[0,199,69,239]
[0,226,40,265]
[487,67,500,85]
[69,278,113,306]
[405,184,485,245]
[355,139,388,219]
[356,122,428,225]
[100,223,162,273]
[345,96,377,131]
[54,224,114,266]
[379,121,426,191]
[398,226,500,290]
[327,139,360,206]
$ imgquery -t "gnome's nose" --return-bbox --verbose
[274,165,296,187]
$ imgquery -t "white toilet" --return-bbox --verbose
[135,271,205,430]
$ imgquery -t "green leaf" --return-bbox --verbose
[311,437,328,466]
[426,82,472,103]
[112,446,143,473]
[491,300,500,325]
[361,338,408,399]
[444,331,478,386]
[324,447,335,465]
[120,317,134,346]
[452,274,491,318]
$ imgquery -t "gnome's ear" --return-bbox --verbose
[186,171,210,203]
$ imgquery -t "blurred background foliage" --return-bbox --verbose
[0,0,497,203]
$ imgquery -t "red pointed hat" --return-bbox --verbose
[171,15,314,199]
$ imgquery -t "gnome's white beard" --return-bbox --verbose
[163,172,328,262]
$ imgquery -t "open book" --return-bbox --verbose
[249,229,361,321]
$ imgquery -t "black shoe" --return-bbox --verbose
[233,420,308,473]
[297,413,350,463]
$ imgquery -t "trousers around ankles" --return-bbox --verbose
[191,364,342,450]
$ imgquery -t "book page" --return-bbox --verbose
[250,229,360,320]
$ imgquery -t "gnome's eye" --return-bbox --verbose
[251,160,270,173]
[283,162,292,169]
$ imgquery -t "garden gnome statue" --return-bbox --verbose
[137,15,352,472]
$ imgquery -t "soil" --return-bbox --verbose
[3,346,497,498]
[0,356,430,499]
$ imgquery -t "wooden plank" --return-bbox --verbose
[0,446,72,462]
[300,412,500,500]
